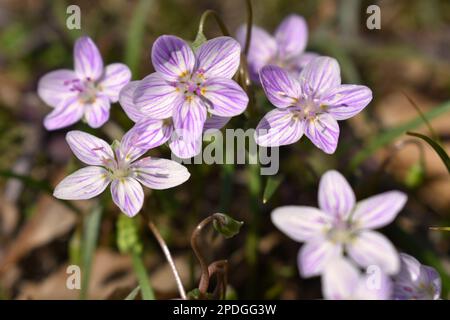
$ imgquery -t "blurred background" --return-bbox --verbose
[0,0,449,299]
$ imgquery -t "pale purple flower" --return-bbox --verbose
[322,257,392,300]
[131,35,248,158]
[53,129,190,217]
[236,14,318,82]
[38,36,131,130]
[118,80,230,156]
[393,253,441,300]
[271,170,406,277]
[254,57,372,153]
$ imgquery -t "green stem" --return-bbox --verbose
[131,251,155,300]
[197,10,231,36]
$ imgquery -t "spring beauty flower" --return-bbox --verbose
[38,36,131,130]
[132,35,248,158]
[53,129,190,217]
[254,57,372,153]
[271,170,406,277]
[118,80,230,154]
[393,253,441,300]
[236,14,318,82]
[322,257,392,300]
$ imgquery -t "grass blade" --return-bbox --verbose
[407,131,450,173]
[124,286,140,300]
[131,252,155,300]
[262,175,284,204]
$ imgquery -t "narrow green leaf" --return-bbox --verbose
[131,252,155,300]
[213,214,244,239]
[124,286,141,300]
[80,203,103,300]
[350,100,450,170]
[429,227,450,232]
[262,175,284,204]
[407,131,450,173]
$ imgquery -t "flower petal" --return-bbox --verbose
[44,96,85,130]
[37,69,78,107]
[300,56,341,97]
[83,95,111,128]
[285,52,320,77]
[259,65,301,108]
[74,36,104,80]
[66,130,114,166]
[169,130,202,159]
[275,14,308,59]
[318,170,355,219]
[173,95,207,140]
[298,238,343,277]
[99,63,131,103]
[151,35,195,81]
[110,177,144,217]
[356,271,392,300]
[203,114,230,131]
[119,81,145,122]
[54,166,110,200]
[255,108,304,147]
[202,77,248,117]
[132,157,190,190]
[133,73,179,119]
[352,191,407,230]
[321,85,373,120]
[196,36,241,79]
[322,258,360,300]
[271,206,333,242]
[119,119,173,162]
[304,113,340,154]
[347,230,400,275]
[236,25,277,82]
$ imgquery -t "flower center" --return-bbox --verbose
[111,167,130,180]
[290,99,327,121]
[176,70,207,100]
[65,77,99,104]
[326,221,355,244]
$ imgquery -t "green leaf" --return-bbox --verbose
[350,100,450,170]
[124,286,140,300]
[213,214,244,239]
[116,214,143,255]
[80,203,103,300]
[187,288,213,300]
[407,131,450,174]
[404,162,425,188]
[262,175,284,204]
[191,31,207,51]
[131,252,155,300]
[429,227,450,232]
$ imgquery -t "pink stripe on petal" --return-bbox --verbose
[203,114,230,131]
[44,96,85,130]
[196,37,241,79]
[346,230,400,275]
[132,157,190,190]
[169,131,202,159]
[38,69,78,107]
[173,95,207,140]
[259,65,301,108]
[119,81,145,122]
[74,36,104,81]
[271,206,333,242]
[99,63,131,103]
[322,84,373,120]
[134,72,179,119]
[151,35,195,81]
[275,14,308,59]
[352,191,407,230]
[300,56,341,97]
[111,177,144,217]
[202,77,248,117]
[304,113,340,154]
[84,95,111,128]
[318,170,355,220]
[54,166,110,200]
[298,238,343,277]
[66,130,114,166]
[255,108,304,147]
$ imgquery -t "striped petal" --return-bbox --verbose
[74,36,104,81]
[66,130,114,166]
[37,69,78,107]
[304,113,340,154]
[255,108,304,147]
[111,177,144,217]
[151,35,195,82]
[271,206,333,242]
[300,56,341,97]
[203,114,230,131]
[169,130,202,159]
[347,230,400,275]
[202,77,248,117]
[196,36,241,79]
[173,95,207,141]
[99,63,131,103]
[134,72,179,119]
[298,238,343,277]
[83,95,111,128]
[275,14,308,59]
[352,191,407,230]
[322,258,359,300]
[318,170,355,219]
[43,96,85,130]
[131,157,190,190]
[119,81,145,122]
[321,85,373,120]
[260,65,301,108]
[54,166,110,200]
